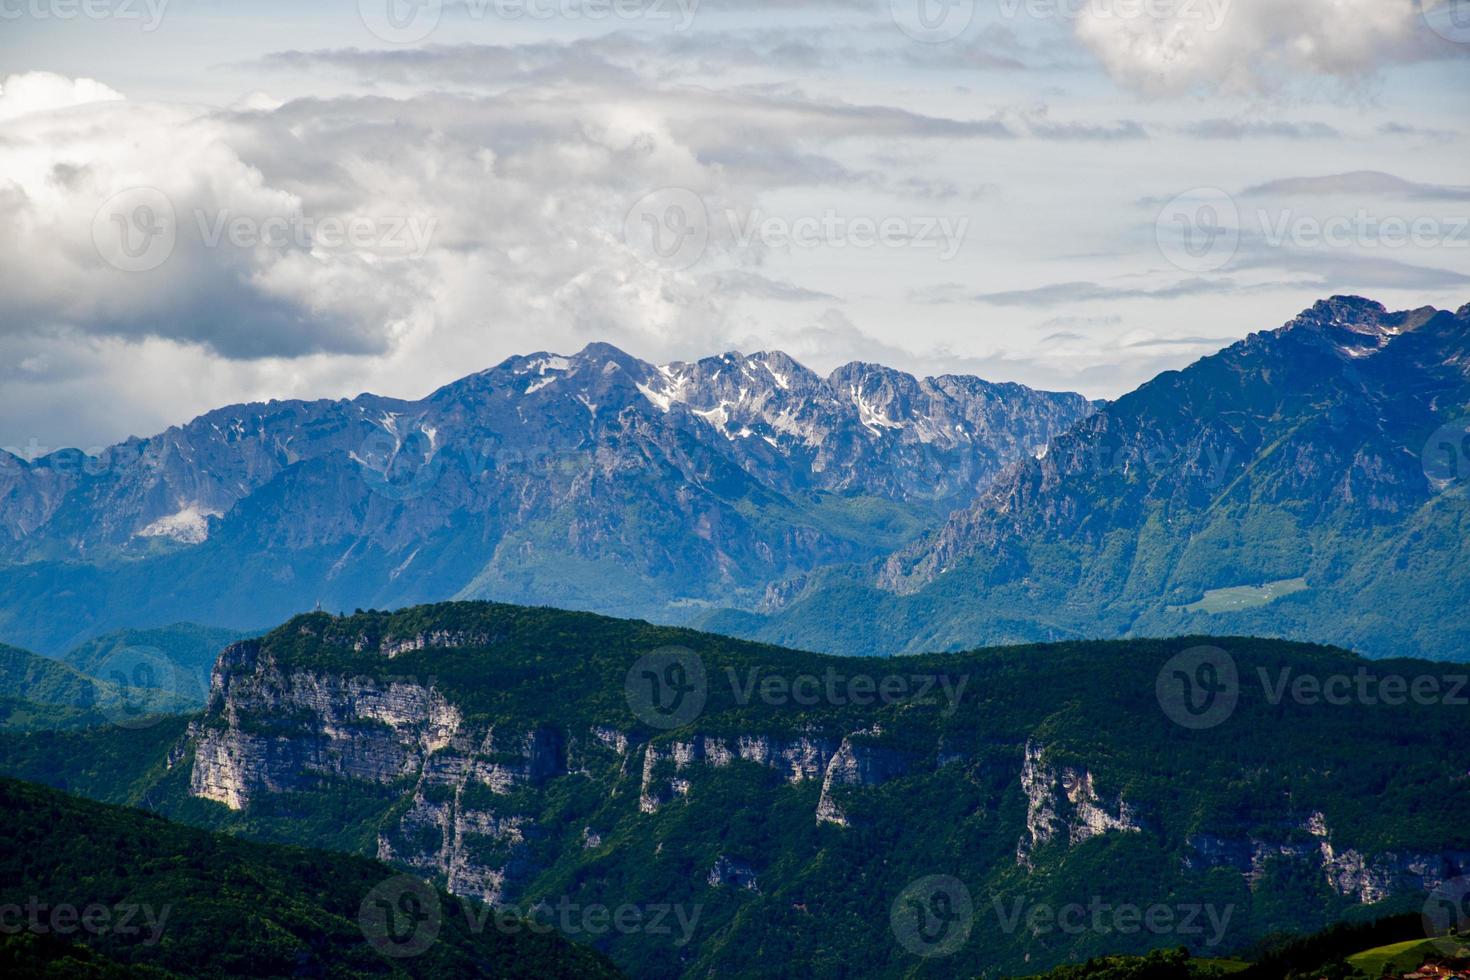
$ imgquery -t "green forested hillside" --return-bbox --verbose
[61,624,251,708]
[1,603,1465,979]
[0,776,623,978]
[0,644,191,730]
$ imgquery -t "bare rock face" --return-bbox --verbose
[190,639,1464,918]
[815,736,910,827]
[637,734,844,814]
[1017,740,1141,867]
[190,640,463,809]
[707,855,760,892]
[1184,811,1470,904]
[189,641,949,902]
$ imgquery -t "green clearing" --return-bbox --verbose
[1173,577,1309,614]
[1347,938,1459,977]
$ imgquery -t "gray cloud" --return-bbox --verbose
[711,271,838,302]
[1243,171,1470,200]
[1233,249,1470,291]
[968,278,1254,307]
[1181,119,1341,140]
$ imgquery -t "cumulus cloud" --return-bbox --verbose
[1071,0,1464,95]
[0,69,1014,368]
[0,88,424,359]
[0,72,124,122]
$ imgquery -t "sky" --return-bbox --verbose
[1,0,1468,452]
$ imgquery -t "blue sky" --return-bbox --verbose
[1,0,1468,450]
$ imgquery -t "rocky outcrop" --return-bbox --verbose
[707,855,760,892]
[378,791,528,905]
[1185,812,1470,904]
[191,644,935,903]
[637,734,842,814]
[190,641,464,809]
[815,736,910,826]
[1017,740,1141,867]
[635,730,916,824]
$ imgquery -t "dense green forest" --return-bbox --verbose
[0,777,622,978]
[1,603,1465,978]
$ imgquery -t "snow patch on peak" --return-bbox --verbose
[137,505,220,545]
[849,386,903,435]
[638,368,691,413]
[760,357,791,390]
[520,356,571,376]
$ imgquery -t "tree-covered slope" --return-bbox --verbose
[3,602,1465,979]
[0,776,623,978]
[59,624,252,710]
[0,643,193,729]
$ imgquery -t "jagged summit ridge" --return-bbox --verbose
[0,340,1093,651]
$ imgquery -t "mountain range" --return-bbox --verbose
[1,295,1467,663]
[709,297,1470,661]
[0,345,1089,654]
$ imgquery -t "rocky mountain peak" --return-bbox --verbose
[1278,295,1446,359]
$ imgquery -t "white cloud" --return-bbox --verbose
[0,72,124,122]
[1071,0,1455,95]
